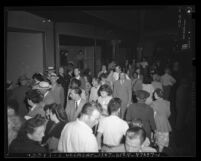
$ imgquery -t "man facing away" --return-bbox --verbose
[58,102,102,152]
[96,98,129,152]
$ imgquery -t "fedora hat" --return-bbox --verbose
[46,66,55,72]
[33,81,52,90]
[135,90,150,100]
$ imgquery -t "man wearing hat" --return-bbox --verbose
[34,81,55,106]
[125,90,156,140]
[49,73,65,108]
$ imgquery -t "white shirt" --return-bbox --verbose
[161,73,176,86]
[113,72,119,81]
[24,105,37,120]
[75,98,81,107]
[58,119,98,152]
[97,115,129,146]
[89,85,100,102]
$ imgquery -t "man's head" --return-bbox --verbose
[125,127,146,152]
[119,72,126,81]
[74,68,80,77]
[79,102,102,128]
[108,97,121,116]
[102,65,106,71]
[133,72,138,79]
[92,77,100,87]
[18,75,29,86]
[69,87,82,101]
[164,67,171,74]
[115,66,121,73]
[59,67,64,75]
[49,73,59,85]
[135,90,150,103]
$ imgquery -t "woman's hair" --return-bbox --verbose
[18,114,46,138]
[108,97,122,115]
[25,89,43,104]
[69,78,81,88]
[32,73,44,82]
[153,88,164,100]
[98,84,113,96]
[47,103,68,122]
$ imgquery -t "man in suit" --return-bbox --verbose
[65,87,86,122]
[113,72,132,120]
[73,67,86,90]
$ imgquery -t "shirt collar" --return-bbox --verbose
[76,76,80,80]
[76,119,92,134]
[44,91,49,97]
[30,104,37,111]
[75,98,81,106]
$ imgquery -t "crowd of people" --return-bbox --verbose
[6,56,193,154]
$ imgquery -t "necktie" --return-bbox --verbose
[75,101,78,110]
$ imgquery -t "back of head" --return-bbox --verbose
[18,114,46,138]
[80,102,102,117]
[108,97,122,115]
[126,126,146,145]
